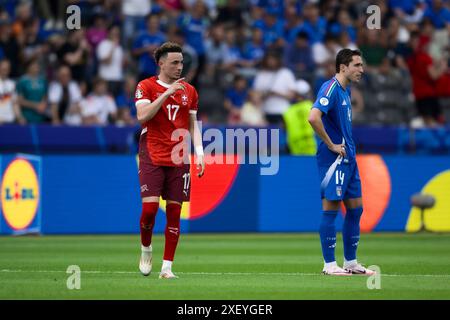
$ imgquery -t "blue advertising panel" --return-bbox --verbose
[1,154,449,234]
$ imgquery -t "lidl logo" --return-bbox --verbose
[1,158,39,230]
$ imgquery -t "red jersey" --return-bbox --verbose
[135,76,199,166]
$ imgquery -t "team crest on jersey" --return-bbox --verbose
[319,97,329,106]
[336,186,342,197]
[135,87,143,99]
[181,94,188,105]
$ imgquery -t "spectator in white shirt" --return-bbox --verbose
[81,78,117,125]
[312,33,342,67]
[48,65,83,125]
[122,0,152,45]
[252,51,296,125]
[97,25,125,96]
[0,60,25,125]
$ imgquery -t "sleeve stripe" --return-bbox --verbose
[324,79,335,94]
[326,81,337,97]
[135,99,151,107]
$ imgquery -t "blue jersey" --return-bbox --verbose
[132,31,166,75]
[312,77,356,166]
[178,15,208,55]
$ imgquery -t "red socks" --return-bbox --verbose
[163,203,181,261]
[140,202,181,262]
[140,202,159,247]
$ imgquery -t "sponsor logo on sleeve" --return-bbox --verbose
[320,97,329,106]
[135,87,143,99]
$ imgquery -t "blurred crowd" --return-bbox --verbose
[0,0,449,128]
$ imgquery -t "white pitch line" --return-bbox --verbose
[1,269,450,278]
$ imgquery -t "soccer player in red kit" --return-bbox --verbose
[135,42,205,279]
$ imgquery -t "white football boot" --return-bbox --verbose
[139,245,152,276]
[322,264,352,276]
[344,261,376,276]
[159,269,178,279]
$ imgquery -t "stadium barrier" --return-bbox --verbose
[1,153,449,234]
[1,125,450,154]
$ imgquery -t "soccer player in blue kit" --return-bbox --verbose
[308,49,376,276]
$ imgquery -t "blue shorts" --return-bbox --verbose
[318,158,362,201]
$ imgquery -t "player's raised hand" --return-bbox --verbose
[166,78,186,95]
[329,143,347,158]
[196,154,205,178]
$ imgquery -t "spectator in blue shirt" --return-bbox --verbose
[115,75,137,126]
[390,0,426,24]
[177,0,210,88]
[289,2,327,44]
[242,27,266,68]
[256,0,284,18]
[284,31,315,81]
[132,13,166,81]
[224,75,249,124]
[252,8,285,49]
[222,27,245,73]
[284,1,302,40]
[329,9,357,43]
[389,0,421,15]
[423,0,450,29]
[177,2,209,57]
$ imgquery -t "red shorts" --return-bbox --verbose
[138,132,191,203]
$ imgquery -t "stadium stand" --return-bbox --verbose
[0,0,448,150]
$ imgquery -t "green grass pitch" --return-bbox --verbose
[1,233,450,299]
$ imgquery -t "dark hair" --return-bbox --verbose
[58,63,71,71]
[262,49,282,69]
[25,58,39,71]
[335,49,362,73]
[233,74,246,83]
[108,24,120,32]
[146,12,160,22]
[154,42,183,63]
[24,17,39,29]
[296,31,309,41]
[324,33,337,43]
[410,31,420,39]
[92,77,107,88]
[173,28,185,39]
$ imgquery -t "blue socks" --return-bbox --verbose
[320,207,364,264]
[343,207,363,262]
[319,210,338,263]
